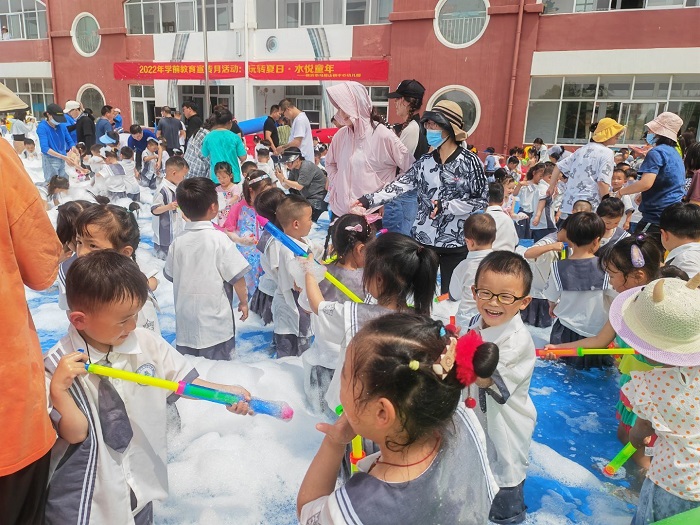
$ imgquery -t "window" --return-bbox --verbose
[369,86,389,120]
[0,77,52,115]
[0,0,46,40]
[178,84,235,117]
[543,0,691,14]
[524,74,700,145]
[285,86,321,128]
[257,0,391,28]
[427,85,480,135]
[130,85,156,127]
[125,0,233,34]
[72,13,100,57]
[435,0,488,48]
[78,85,105,114]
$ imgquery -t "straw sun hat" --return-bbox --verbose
[609,273,700,366]
[0,82,28,112]
[421,100,468,143]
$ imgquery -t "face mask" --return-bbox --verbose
[645,132,655,145]
[48,117,58,126]
[426,129,446,148]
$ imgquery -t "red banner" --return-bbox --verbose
[114,60,388,82]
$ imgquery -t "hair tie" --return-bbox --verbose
[636,233,646,242]
[408,360,420,371]
[345,224,364,233]
[247,174,270,185]
[631,244,645,269]
[417,246,424,254]
[439,327,446,337]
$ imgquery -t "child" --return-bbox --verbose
[571,199,593,214]
[272,195,315,358]
[119,146,141,202]
[660,202,700,277]
[39,175,70,210]
[305,232,439,413]
[86,144,106,175]
[214,161,242,227]
[625,170,643,231]
[141,137,160,189]
[99,150,131,201]
[300,213,369,416]
[513,163,543,239]
[612,273,700,524]
[501,174,517,217]
[544,212,615,369]
[297,314,499,525]
[506,155,521,181]
[151,156,188,260]
[596,197,630,254]
[157,137,170,182]
[485,182,518,251]
[56,200,94,263]
[21,138,39,160]
[44,252,251,524]
[610,168,634,230]
[530,163,556,242]
[467,251,536,524]
[257,147,273,176]
[451,213,496,331]
[164,177,251,360]
[251,187,287,325]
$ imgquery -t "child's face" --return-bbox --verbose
[472,270,531,328]
[217,170,232,186]
[72,297,142,349]
[604,263,646,293]
[285,207,313,238]
[611,172,625,191]
[26,143,35,153]
[258,155,269,163]
[504,181,515,197]
[531,169,544,183]
[147,143,158,152]
[601,215,621,231]
[76,226,133,258]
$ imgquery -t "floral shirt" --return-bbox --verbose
[556,141,614,215]
[363,147,488,248]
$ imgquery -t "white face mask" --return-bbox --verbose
[48,117,59,126]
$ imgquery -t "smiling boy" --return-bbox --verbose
[467,251,537,525]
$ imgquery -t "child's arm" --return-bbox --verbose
[50,351,90,443]
[543,320,616,359]
[523,241,563,260]
[532,198,546,227]
[233,277,249,321]
[305,270,326,315]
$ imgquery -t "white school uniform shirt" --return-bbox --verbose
[44,326,198,525]
[665,242,700,278]
[454,249,493,331]
[257,233,280,296]
[530,179,555,231]
[151,179,184,249]
[272,236,313,336]
[485,205,518,251]
[617,194,635,228]
[119,159,140,195]
[519,233,558,299]
[99,164,128,194]
[517,184,536,213]
[469,313,537,488]
[164,221,251,349]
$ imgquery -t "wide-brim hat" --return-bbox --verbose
[646,112,683,141]
[421,100,468,142]
[592,117,625,143]
[0,82,28,112]
[609,274,700,366]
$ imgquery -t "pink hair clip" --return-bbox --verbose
[364,213,382,224]
[345,224,364,233]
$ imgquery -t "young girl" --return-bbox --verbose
[250,187,287,325]
[300,214,371,416]
[684,141,700,206]
[214,161,242,226]
[39,175,70,209]
[297,314,500,524]
[514,162,544,240]
[611,273,700,524]
[304,232,439,413]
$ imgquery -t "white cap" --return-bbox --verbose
[63,100,81,112]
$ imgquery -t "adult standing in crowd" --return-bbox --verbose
[182,101,202,150]
[547,117,625,216]
[384,79,429,235]
[94,105,114,140]
[277,98,314,162]
[128,124,157,170]
[156,106,182,155]
[356,100,487,293]
[76,107,96,149]
[113,107,123,131]
[36,104,77,181]
[184,123,211,178]
[616,112,685,243]
[201,108,247,184]
[276,146,327,221]
[324,81,411,219]
[264,104,281,155]
[62,101,81,144]
[0,83,62,525]
[8,107,35,155]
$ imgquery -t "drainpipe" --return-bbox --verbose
[45,1,58,103]
[502,0,526,153]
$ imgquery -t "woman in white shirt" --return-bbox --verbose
[9,108,36,154]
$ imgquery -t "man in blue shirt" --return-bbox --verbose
[36,104,77,181]
[128,124,157,170]
[94,105,114,141]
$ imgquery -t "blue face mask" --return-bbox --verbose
[426,129,446,148]
[48,117,59,126]
[645,132,655,145]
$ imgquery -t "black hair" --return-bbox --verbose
[533,138,544,146]
[241,160,258,175]
[493,168,508,183]
[257,148,270,157]
[660,202,700,239]
[269,104,280,114]
[397,96,423,133]
[488,182,505,205]
[181,101,199,112]
[176,177,217,221]
[599,235,661,285]
[129,124,142,135]
[66,251,148,314]
[75,204,140,261]
[94,195,110,205]
[626,169,638,179]
[474,251,533,296]
[211,108,233,126]
[120,146,134,159]
[214,161,233,176]
[589,122,598,142]
[103,150,118,160]
[324,214,373,263]
[242,169,274,206]
[612,167,626,177]
[165,156,188,172]
[253,187,286,227]
[565,212,605,247]
[684,142,700,172]
[615,162,630,170]
[506,156,519,165]
[362,232,438,315]
[653,135,678,148]
[23,137,34,146]
[276,194,312,229]
[658,265,689,281]
[509,147,524,157]
[14,108,27,121]
[261,139,272,147]
[56,200,94,246]
[90,144,102,154]
[278,98,295,112]
[572,199,593,213]
[526,162,545,181]
[596,197,625,219]
[100,105,113,117]
[464,213,497,246]
[47,175,69,195]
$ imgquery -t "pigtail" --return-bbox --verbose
[411,245,439,315]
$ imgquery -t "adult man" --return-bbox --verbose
[156,106,181,155]
[263,104,281,154]
[0,83,61,525]
[275,146,327,222]
[62,100,81,144]
[36,103,77,181]
[128,124,157,170]
[76,107,96,149]
[183,127,211,179]
[94,105,114,140]
[182,101,203,149]
[277,98,314,162]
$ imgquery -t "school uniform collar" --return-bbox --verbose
[184,220,216,231]
[486,205,505,213]
[467,249,492,259]
[666,242,700,262]
[473,313,525,344]
[67,324,143,359]
[161,178,178,192]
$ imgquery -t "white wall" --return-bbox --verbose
[0,61,51,78]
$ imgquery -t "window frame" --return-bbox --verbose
[541,0,694,15]
[124,0,234,35]
[71,12,101,58]
[426,84,482,136]
[433,0,490,50]
[0,0,46,40]
[130,84,156,127]
[77,83,106,116]
[0,76,52,115]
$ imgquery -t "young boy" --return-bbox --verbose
[660,202,700,277]
[151,156,188,260]
[485,182,518,252]
[141,137,160,189]
[625,170,642,231]
[164,177,251,360]
[530,164,556,242]
[257,147,273,175]
[467,251,536,525]
[451,213,496,331]
[44,252,251,524]
[506,155,521,181]
[272,195,314,358]
[596,197,630,254]
[119,146,141,202]
[99,150,129,201]
[571,199,593,214]
[544,212,614,369]
[609,168,634,230]
[21,138,39,160]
